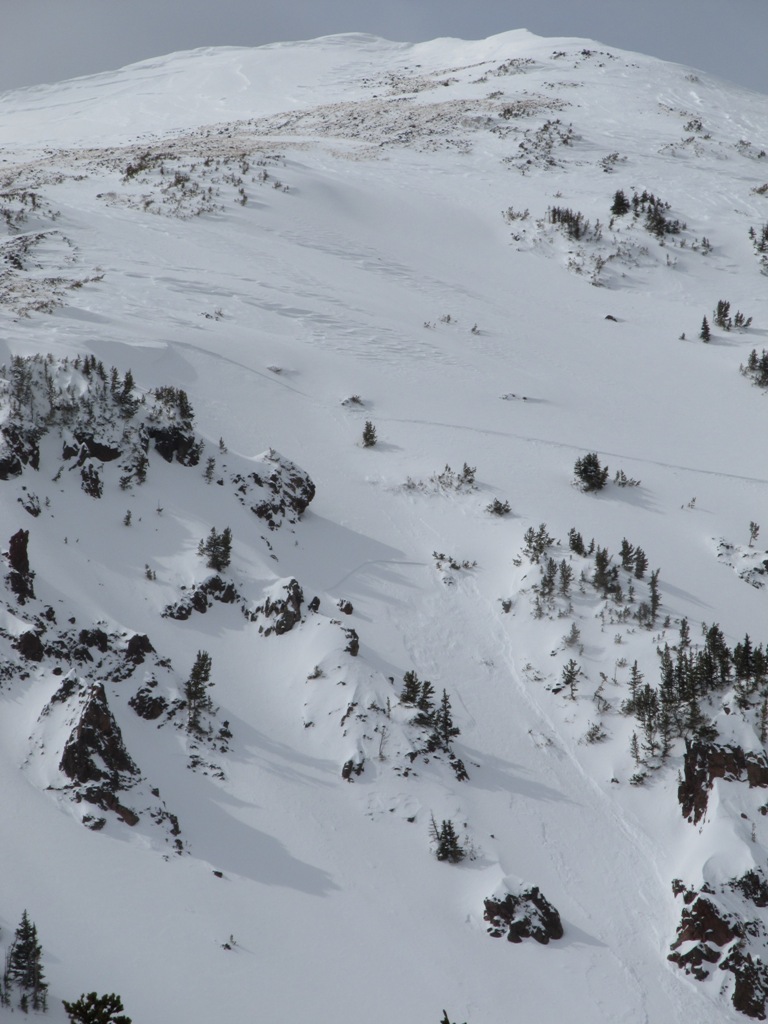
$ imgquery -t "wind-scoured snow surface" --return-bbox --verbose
[0,29,767,1023]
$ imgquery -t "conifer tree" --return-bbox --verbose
[362,421,377,447]
[649,569,661,622]
[185,650,214,733]
[63,992,132,1024]
[562,659,580,700]
[429,690,461,752]
[400,670,421,705]
[619,538,635,570]
[4,910,47,1011]
[699,316,711,342]
[630,731,641,766]
[198,527,232,572]
[610,189,630,216]
[568,528,586,556]
[574,452,609,492]
[633,547,648,579]
[431,817,465,863]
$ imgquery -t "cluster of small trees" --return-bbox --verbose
[625,620,768,767]
[0,913,130,1020]
[748,222,768,272]
[547,205,601,242]
[713,299,751,331]
[742,348,768,388]
[610,188,684,238]
[701,301,753,342]
[524,525,658,628]
[400,672,460,755]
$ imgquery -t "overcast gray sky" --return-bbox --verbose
[3,0,767,95]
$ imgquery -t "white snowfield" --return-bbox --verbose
[0,29,766,1023]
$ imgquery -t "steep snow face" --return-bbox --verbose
[0,30,767,1024]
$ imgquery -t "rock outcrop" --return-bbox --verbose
[484,886,564,944]
[5,528,35,603]
[670,876,768,1019]
[679,741,768,824]
[163,575,241,620]
[231,448,315,529]
[250,578,304,636]
[38,679,184,849]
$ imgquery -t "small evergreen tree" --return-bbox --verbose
[562,659,580,700]
[63,992,132,1024]
[429,690,461,752]
[362,421,377,447]
[185,650,214,733]
[610,189,630,216]
[619,538,635,570]
[629,731,641,766]
[4,910,47,1011]
[633,547,648,579]
[413,680,436,727]
[699,316,711,342]
[400,670,421,705]
[574,452,609,492]
[198,527,232,572]
[431,817,466,863]
[649,569,661,623]
[568,527,586,555]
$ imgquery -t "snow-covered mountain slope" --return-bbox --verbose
[0,29,767,1023]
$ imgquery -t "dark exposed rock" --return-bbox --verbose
[59,681,142,825]
[80,462,103,498]
[60,681,139,782]
[125,633,155,663]
[0,448,23,479]
[341,757,365,781]
[680,897,738,946]
[232,449,315,529]
[252,578,304,636]
[163,575,241,620]
[129,684,168,721]
[669,879,768,1016]
[344,628,360,657]
[679,741,768,825]
[147,425,202,466]
[0,424,40,477]
[78,628,110,653]
[73,433,122,463]
[484,887,564,944]
[8,529,30,575]
[733,871,768,909]
[19,491,41,517]
[722,948,768,1020]
[6,528,35,603]
[15,631,44,661]
[308,596,320,613]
